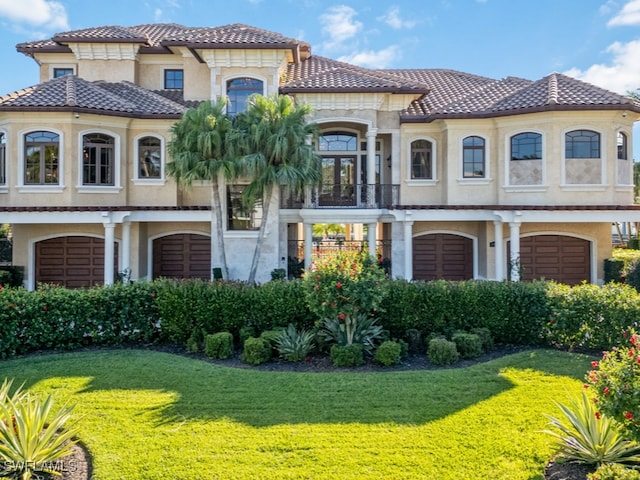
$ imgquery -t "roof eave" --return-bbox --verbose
[0,106,184,120]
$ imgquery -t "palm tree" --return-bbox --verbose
[229,94,321,284]
[166,99,234,280]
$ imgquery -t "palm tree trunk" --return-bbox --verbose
[247,186,273,284]
[211,180,229,280]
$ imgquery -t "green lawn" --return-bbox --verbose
[0,349,594,480]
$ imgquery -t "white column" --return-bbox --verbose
[121,221,131,283]
[366,129,377,207]
[304,223,313,270]
[493,220,504,281]
[103,222,116,286]
[367,223,376,257]
[509,214,522,281]
[403,214,414,280]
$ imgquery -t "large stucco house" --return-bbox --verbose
[1,23,639,289]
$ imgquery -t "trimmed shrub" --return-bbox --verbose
[374,340,402,366]
[427,338,459,366]
[589,463,640,480]
[242,337,271,365]
[204,332,234,359]
[626,259,640,292]
[451,332,483,359]
[604,258,625,284]
[330,344,364,367]
[470,327,494,352]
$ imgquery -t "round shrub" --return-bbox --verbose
[589,463,640,480]
[626,259,640,291]
[470,327,494,352]
[374,341,402,366]
[451,332,483,359]
[242,337,271,366]
[427,338,459,366]
[330,344,364,367]
[204,332,234,359]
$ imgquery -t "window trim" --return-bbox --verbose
[164,69,184,90]
[17,127,65,193]
[77,129,121,193]
[0,129,6,191]
[406,136,437,184]
[223,75,266,116]
[561,127,605,187]
[460,134,489,181]
[565,129,601,159]
[504,130,545,188]
[50,65,75,80]
[133,133,165,185]
[617,131,628,161]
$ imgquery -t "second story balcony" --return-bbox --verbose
[281,184,399,209]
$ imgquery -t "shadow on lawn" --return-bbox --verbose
[0,348,593,428]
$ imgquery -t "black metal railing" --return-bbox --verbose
[281,184,399,209]
[287,239,392,264]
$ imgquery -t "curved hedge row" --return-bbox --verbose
[0,278,638,359]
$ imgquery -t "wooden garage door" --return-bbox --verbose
[515,235,590,285]
[36,236,118,289]
[152,234,211,280]
[413,234,473,281]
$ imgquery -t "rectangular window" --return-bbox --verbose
[227,185,262,231]
[0,134,5,185]
[53,68,74,78]
[164,69,184,90]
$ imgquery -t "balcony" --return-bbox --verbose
[280,184,399,209]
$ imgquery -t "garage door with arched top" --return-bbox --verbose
[152,234,211,280]
[36,236,118,289]
[413,233,473,281]
[513,235,591,285]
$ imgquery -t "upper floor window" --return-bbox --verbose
[462,136,485,178]
[137,136,162,179]
[53,68,74,78]
[618,132,628,160]
[82,133,114,186]
[227,185,262,231]
[0,133,5,186]
[565,130,600,158]
[226,78,263,116]
[24,131,59,185]
[511,132,542,160]
[164,69,183,90]
[319,132,358,151]
[410,139,433,180]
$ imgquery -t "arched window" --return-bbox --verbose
[565,130,600,158]
[511,132,542,160]
[462,136,485,178]
[0,133,6,186]
[410,139,433,179]
[137,136,162,179]
[318,132,358,151]
[618,132,628,160]
[24,131,59,185]
[226,78,263,116]
[82,133,114,186]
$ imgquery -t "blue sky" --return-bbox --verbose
[0,0,639,155]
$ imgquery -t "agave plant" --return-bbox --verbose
[544,391,640,466]
[0,380,79,480]
[322,313,384,354]
[275,324,315,362]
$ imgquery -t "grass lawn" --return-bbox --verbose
[0,348,594,480]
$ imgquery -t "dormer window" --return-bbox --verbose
[53,68,74,78]
[164,69,183,90]
[226,78,263,116]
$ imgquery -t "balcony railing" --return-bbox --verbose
[281,184,399,209]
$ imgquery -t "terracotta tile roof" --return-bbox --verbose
[0,75,190,118]
[162,23,307,48]
[283,56,430,94]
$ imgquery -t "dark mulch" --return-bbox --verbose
[544,457,595,480]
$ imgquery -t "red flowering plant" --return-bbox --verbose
[586,329,640,442]
[302,250,387,351]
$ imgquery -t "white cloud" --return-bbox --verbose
[320,5,362,51]
[378,6,417,29]
[338,45,401,69]
[154,8,163,22]
[564,39,640,94]
[0,0,68,31]
[608,0,640,26]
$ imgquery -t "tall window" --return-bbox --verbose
[0,133,5,185]
[53,68,73,78]
[511,132,542,160]
[410,139,433,179]
[83,133,114,186]
[138,136,162,179]
[462,136,485,178]
[164,69,183,90]
[618,132,628,160]
[565,130,600,158]
[227,185,262,230]
[24,131,59,185]
[226,78,263,116]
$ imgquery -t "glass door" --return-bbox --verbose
[320,155,356,206]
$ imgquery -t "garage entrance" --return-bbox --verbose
[413,233,473,281]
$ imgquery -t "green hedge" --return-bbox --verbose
[1,277,640,360]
